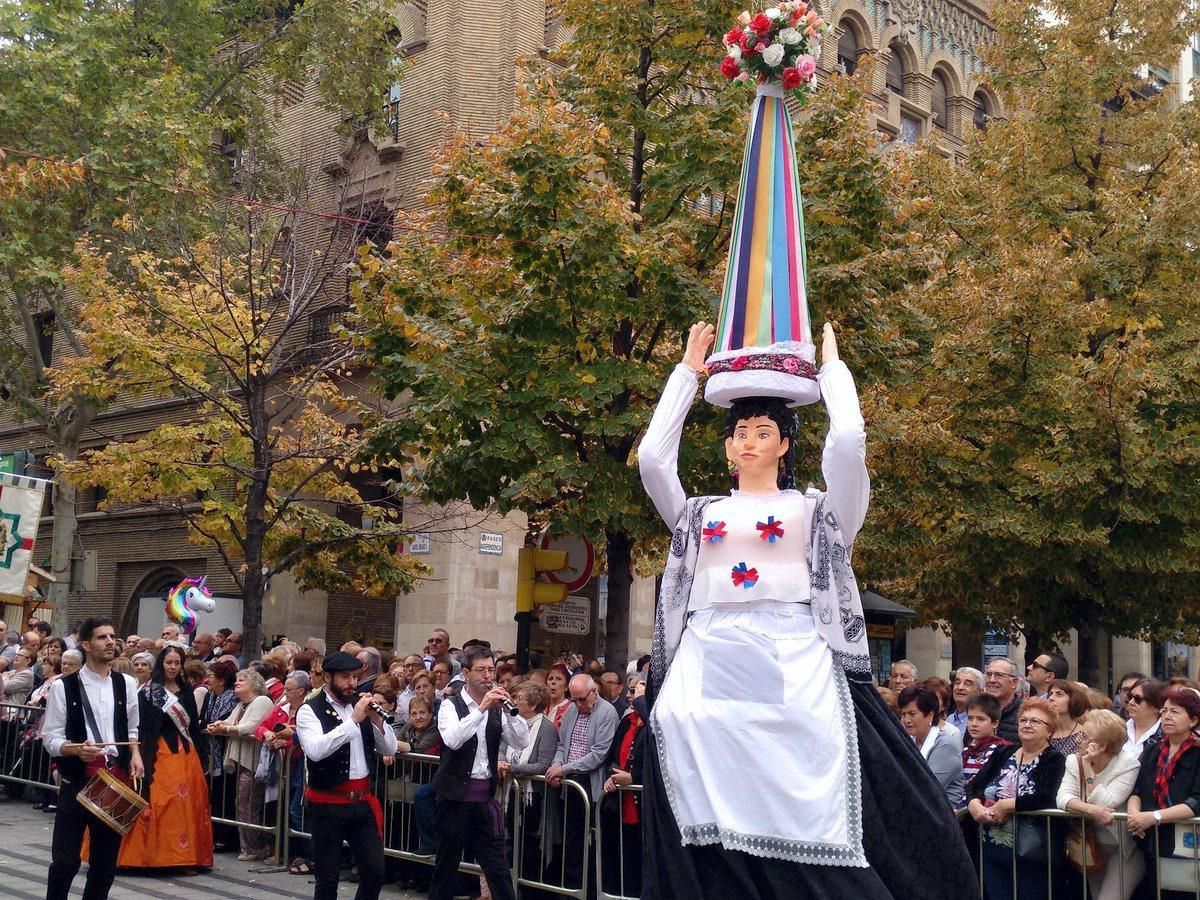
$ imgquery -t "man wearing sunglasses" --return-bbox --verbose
[1025,651,1068,699]
[546,674,618,893]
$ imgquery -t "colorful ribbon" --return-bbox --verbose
[756,516,785,543]
[702,521,728,543]
[731,562,759,589]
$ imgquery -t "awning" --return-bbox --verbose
[861,590,916,619]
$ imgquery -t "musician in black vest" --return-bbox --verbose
[294,650,397,900]
[430,645,529,900]
[41,616,143,900]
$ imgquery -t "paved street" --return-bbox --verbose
[0,790,427,899]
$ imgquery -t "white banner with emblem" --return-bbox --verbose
[0,473,48,599]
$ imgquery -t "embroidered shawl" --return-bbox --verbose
[650,488,871,698]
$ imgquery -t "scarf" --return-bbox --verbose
[503,714,545,808]
[650,490,870,697]
[1154,734,1197,809]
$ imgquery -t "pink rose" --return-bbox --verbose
[781,356,800,373]
[781,66,802,90]
[731,356,750,371]
[795,55,816,79]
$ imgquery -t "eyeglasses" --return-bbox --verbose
[1018,717,1050,728]
[985,671,1017,680]
[568,689,595,704]
[470,666,496,675]
[1127,694,1146,705]
[1027,661,1048,672]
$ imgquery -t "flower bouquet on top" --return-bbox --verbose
[719,3,830,100]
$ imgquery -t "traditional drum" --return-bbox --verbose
[76,768,147,835]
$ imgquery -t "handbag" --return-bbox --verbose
[1064,756,1105,875]
[254,741,279,788]
[1013,754,1049,862]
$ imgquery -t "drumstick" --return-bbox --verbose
[63,740,140,748]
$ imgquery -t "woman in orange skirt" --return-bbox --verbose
[86,643,213,869]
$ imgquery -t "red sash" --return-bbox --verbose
[305,777,382,836]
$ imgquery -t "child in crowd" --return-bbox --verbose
[960,694,1012,806]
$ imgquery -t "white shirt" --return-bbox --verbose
[438,690,530,780]
[295,689,398,778]
[42,665,140,761]
[1125,717,1162,760]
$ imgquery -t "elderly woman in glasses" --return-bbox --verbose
[966,697,1067,900]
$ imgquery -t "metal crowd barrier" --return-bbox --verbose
[0,700,57,796]
[204,737,283,864]
[595,783,642,900]
[975,807,1200,899]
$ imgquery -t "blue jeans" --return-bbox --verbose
[981,839,1051,900]
[288,760,311,860]
[414,782,437,853]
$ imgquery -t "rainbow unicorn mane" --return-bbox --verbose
[165,575,215,635]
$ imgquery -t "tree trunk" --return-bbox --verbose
[45,414,91,635]
[1075,599,1102,689]
[604,530,633,672]
[46,471,77,636]
[241,559,264,664]
[951,621,985,670]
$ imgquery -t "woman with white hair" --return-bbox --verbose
[131,651,154,688]
[206,668,273,860]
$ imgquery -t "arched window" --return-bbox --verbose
[932,70,950,131]
[886,45,906,96]
[973,90,991,130]
[837,22,860,76]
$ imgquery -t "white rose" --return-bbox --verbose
[761,43,786,67]
[779,27,802,45]
[765,8,781,18]
[728,44,742,61]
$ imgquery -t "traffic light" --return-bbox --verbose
[516,546,568,613]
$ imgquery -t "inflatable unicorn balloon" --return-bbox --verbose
[165,575,217,635]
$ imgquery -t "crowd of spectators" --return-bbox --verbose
[5,613,1200,899]
[885,654,1200,900]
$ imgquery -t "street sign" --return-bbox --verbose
[479,531,504,555]
[407,533,431,554]
[538,532,594,592]
[983,628,1009,663]
[538,595,590,635]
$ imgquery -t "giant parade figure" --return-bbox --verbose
[636,4,977,896]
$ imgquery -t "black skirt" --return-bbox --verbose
[642,678,978,899]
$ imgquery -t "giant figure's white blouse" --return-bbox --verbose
[638,361,869,611]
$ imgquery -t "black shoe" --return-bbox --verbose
[31,802,45,811]
[44,803,57,812]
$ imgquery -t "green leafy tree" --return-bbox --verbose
[51,200,428,660]
[0,0,404,631]
[862,0,1200,683]
[355,0,921,666]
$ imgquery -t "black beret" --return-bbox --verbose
[321,651,363,673]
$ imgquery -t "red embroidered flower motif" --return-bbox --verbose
[731,562,759,589]
[756,516,785,543]
[177,782,189,799]
[781,356,801,373]
[730,355,750,371]
[702,521,727,543]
